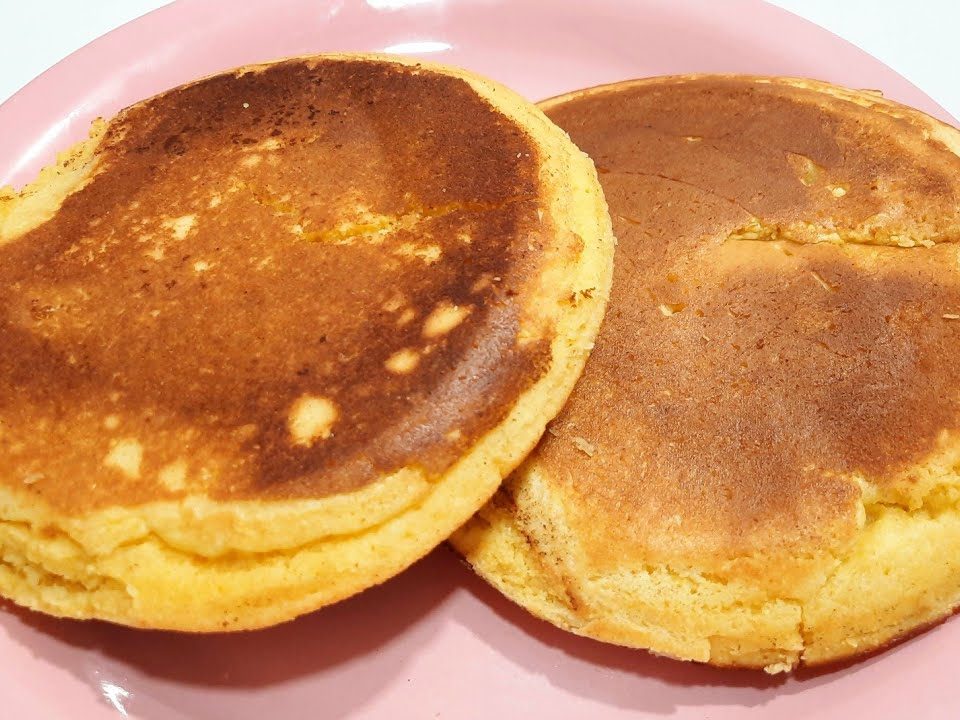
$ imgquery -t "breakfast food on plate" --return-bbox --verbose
[0,54,614,631]
[452,75,960,671]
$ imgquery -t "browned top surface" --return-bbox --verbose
[0,57,555,511]
[537,77,960,563]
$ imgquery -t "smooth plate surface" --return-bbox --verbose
[1,1,957,718]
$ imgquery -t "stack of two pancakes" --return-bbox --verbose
[2,54,960,673]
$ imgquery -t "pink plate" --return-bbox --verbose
[2,1,958,718]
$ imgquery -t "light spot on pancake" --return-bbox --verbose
[423,302,470,338]
[22,472,44,486]
[198,465,215,485]
[829,185,848,197]
[104,439,143,479]
[256,256,273,270]
[257,138,283,151]
[772,241,793,257]
[445,429,463,442]
[382,295,405,313]
[288,395,338,447]
[684,135,703,142]
[208,194,222,209]
[786,151,824,187]
[103,415,120,430]
[163,214,196,240]
[471,275,492,293]
[385,348,420,374]
[145,245,165,261]
[810,270,836,292]
[658,303,686,316]
[458,231,472,244]
[158,460,187,492]
[517,328,542,347]
[234,424,258,441]
[394,242,442,263]
[193,260,212,273]
[241,154,262,168]
[304,207,396,246]
[572,436,596,457]
[397,308,416,326]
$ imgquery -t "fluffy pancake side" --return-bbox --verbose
[452,75,960,671]
[0,54,614,630]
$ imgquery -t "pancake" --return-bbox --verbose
[452,75,960,671]
[0,54,614,630]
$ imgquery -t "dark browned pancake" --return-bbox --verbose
[453,76,960,671]
[0,54,613,630]
[1,57,552,509]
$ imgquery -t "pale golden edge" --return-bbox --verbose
[451,463,807,670]
[0,57,615,630]
[454,463,960,671]
[0,119,107,244]
[456,77,960,671]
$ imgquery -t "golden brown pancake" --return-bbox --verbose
[453,75,960,671]
[0,54,614,630]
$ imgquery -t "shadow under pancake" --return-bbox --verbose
[0,549,458,719]
[452,551,945,715]
[793,608,960,683]
[3,544,945,718]
[452,560,782,715]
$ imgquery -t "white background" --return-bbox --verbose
[0,0,958,119]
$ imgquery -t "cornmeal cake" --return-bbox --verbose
[453,75,960,671]
[0,54,614,630]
